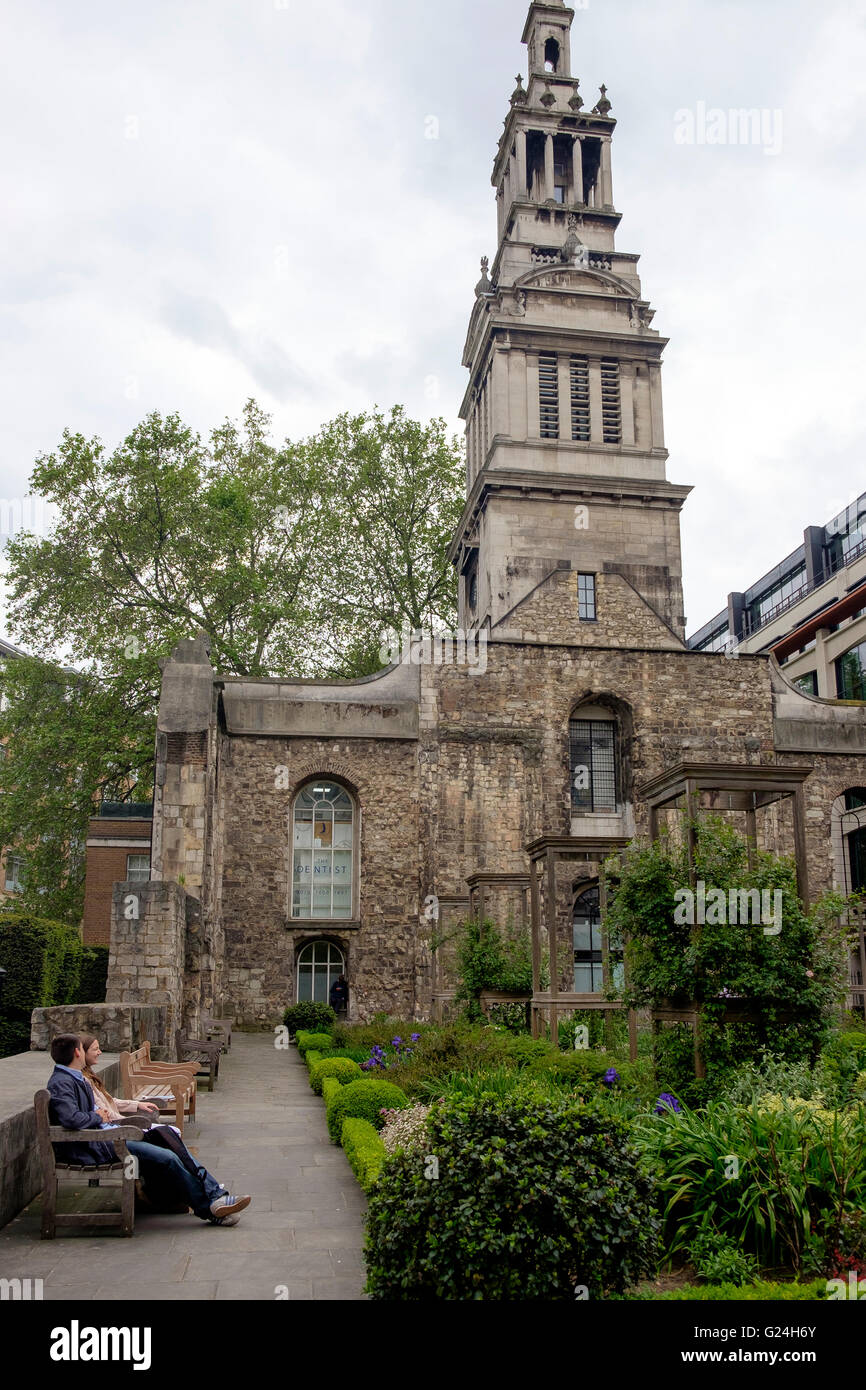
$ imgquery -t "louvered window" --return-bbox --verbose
[538,353,559,439]
[570,356,590,441]
[601,358,621,444]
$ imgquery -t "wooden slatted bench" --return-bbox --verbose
[120,1044,198,1133]
[35,1088,143,1238]
[202,1015,233,1051]
[176,1029,222,1092]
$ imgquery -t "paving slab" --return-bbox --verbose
[0,1035,367,1300]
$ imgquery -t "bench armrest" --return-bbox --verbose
[47,1124,143,1145]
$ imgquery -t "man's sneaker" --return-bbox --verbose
[208,1193,251,1224]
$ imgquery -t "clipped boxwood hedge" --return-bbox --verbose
[282,1001,336,1036]
[310,1057,362,1095]
[296,1031,334,1057]
[623,1280,828,1301]
[305,1051,324,1069]
[326,1078,409,1144]
[0,913,92,1058]
[341,1117,387,1191]
[321,1076,343,1112]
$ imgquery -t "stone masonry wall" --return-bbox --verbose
[217,734,420,1025]
[105,880,187,1053]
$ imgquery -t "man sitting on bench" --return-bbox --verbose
[46,1033,251,1226]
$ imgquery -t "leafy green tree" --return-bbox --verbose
[1,399,463,921]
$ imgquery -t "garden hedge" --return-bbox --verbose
[326,1078,409,1143]
[282,1001,336,1036]
[623,1281,828,1301]
[309,1057,362,1094]
[341,1117,387,1191]
[321,1076,342,1112]
[305,1051,323,1069]
[363,1092,660,1299]
[0,914,91,1058]
[296,1031,334,1057]
[77,945,109,1003]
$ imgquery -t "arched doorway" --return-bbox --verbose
[296,940,345,1004]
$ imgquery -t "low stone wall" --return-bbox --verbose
[0,1052,120,1229]
[29,1003,168,1057]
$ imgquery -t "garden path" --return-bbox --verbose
[0,1033,367,1300]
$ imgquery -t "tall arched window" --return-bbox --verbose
[573,884,603,992]
[291,780,354,919]
[569,705,619,813]
[297,940,345,1003]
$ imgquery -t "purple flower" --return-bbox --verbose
[654,1092,682,1115]
[602,1067,620,1087]
[391,1037,403,1047]
[410,1033,421,1043]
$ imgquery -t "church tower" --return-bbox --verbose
[450,0,691,645]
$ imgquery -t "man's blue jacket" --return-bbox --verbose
[46,1066,119,1166]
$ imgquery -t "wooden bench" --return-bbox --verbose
[175,1030,222,1092]
[35,1089,143,1238]
[202,1015,233,1051]
[119,1044,198,1133]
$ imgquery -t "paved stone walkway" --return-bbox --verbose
[0,1034,367,1300]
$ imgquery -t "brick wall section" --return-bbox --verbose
[82,819,152,946]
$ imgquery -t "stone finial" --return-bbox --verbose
[510,73,526,105]
[593,84,612,117]
[568,80,584,112]
[475,256,494,298]
[540,80,556,109]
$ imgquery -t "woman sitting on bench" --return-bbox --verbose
[74,1034,250,1225]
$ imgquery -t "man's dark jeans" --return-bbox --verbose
[127,1140,225,1220]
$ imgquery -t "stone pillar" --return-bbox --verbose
[516,129,527,196]
[600,137,613,207]
[557,356,571,441]
[588,358,604,444]
[620,363,636,447]
[527,354,541,437]
[491,341,510,440]
[572,136,584,204]
[106,880,188,1056]
[508,349,528,440]
[544,132,555,202]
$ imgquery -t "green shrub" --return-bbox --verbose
[341,1118,387,1191]
[454,917,535,1021]
[309,1057,362,1095]
[364,1092,660,1300]
[321,1076,342,1111]
[689,1228,759,1285]
[76,945,108,1004]
[330,1017,421,1049]
[623,1281,828,1301]
[313,1046,370,1065]
[296,1031,334,1056]
[304,1051,323,1068]
[282,1001,336,1036]
[0,914,85,1058]
[326,1079,409,1144]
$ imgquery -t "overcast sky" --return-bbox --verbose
[1,0,865,644]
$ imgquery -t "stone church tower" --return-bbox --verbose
[452,0,690,644]
[101,0,866,1037]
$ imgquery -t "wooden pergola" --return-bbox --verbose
[525,834,637,1055]
[638,761,814,1076]
[639,761,813,907]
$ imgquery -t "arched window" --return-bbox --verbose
[573,883,624,995]
[291,780,354,919]
[573,884,603,992]
[544,37,560,72]
[297,940,345,1003]
[569,704,618,813]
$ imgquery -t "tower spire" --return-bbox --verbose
[448,1,692,648]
